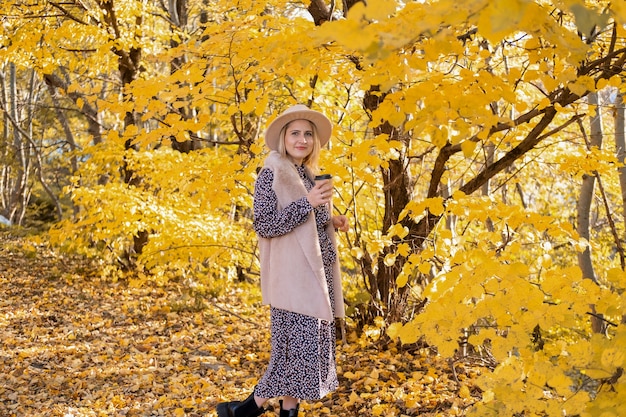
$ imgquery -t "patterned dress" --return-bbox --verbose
[253,165,339,401]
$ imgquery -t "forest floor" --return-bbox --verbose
[0,233,487,417]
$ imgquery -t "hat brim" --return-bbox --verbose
[264,105,332,151]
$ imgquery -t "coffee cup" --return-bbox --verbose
[314,174,332,209]
[314,174,332,181]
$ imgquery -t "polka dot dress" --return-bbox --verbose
[252,165,339,401]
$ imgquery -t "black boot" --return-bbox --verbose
[279,400,299,417]
[217,393,265,417]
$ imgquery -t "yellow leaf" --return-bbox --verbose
[372,404,385,416]
[562,391,591,416]
[426,197,445,216]
[596,78,609,90]
[547,372,573,396]
[606,267,626,289]
[387,223,409,238]
[386,322,402,340]
[601,348,625,368]
[396,272,408,287]
[397,321,420,344]
[570,3,610,38]
[240,90,259,114]
[461,140,477,158]
[227,103,239,116]
[240,99,256,114]
[363,0,396,19]
[351,246,365,259]
[582,368,613,379]
[399,200,426,221]
[344,390,362,408]
[397,243,411,257]
[459,384,471,399]
[384,253,397,266]
[437,339,458,357]
[538,97,551,109]
[345,1,366,21]
[176,130,190,143]
[609,74,623,88]
[418,262,431,274]
[477,128,490,140]
[477,0,530,43]
[431,126,448,148]
[438,229,452,240]
[568,76,595,96]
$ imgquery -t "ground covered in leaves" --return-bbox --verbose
[0,234,485,416]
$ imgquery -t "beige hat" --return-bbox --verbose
[264,104,332,151]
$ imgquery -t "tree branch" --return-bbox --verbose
[48,1,88,25]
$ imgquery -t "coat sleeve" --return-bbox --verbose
[253,168,313,238]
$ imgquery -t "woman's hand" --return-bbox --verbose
[332,215,349,232]
[307,179,333,208]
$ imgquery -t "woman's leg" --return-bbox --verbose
[280,396,300,417]
[253,394,268,408]
[281,395,298,410]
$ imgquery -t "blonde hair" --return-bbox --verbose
[277,119,321,174]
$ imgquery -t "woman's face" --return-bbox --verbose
[283,119,315,165]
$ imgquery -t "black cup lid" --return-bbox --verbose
[315,174,332,180]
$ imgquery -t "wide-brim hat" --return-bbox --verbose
[264,104,332,151]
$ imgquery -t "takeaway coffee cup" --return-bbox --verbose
[315,174,332,209]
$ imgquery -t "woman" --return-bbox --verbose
[216,104,349,417]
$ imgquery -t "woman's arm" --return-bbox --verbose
[253,169,313,238]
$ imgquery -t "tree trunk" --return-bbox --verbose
[167,0,203,154]
[1,65,12,220]
[578,92,609,334]
[361,88,413,324]
[97,0,147,260]
[43,71,104,189]
[616,92,626,241]
[0,63,33,225]
[482,142,495,233]
[44,77,79,174]
[43,72,104,147]
[6,69,63,221]
[577,92,600,284]
[614,92,626,325]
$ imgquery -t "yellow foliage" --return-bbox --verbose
[477,0,531,43]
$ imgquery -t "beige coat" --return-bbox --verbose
[257,151,345,321]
